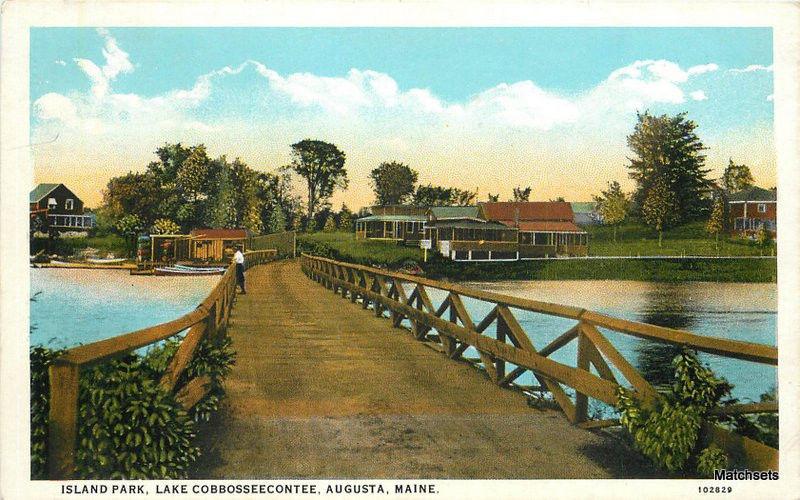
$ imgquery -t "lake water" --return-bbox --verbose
[30,269,776,407]
[30,269,220,350]
[421,280,777,406]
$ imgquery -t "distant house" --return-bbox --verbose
[189,228,249,261]
[355,205,428,245]
[570,202,600,225]
[29,183,95,231]
[423,206,519,261]
[728,186,777,237]
[479,201,588,258]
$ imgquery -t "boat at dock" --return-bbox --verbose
[154,265,226,276]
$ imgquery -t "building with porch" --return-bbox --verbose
[355,205,428,245]
[189,228,249,261]
[30,183,95,232]
[479,201,588,258]
[728,186,777,237]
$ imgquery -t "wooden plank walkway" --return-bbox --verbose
[190,260,657,479]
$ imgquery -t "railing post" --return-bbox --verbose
[575,323,590,423]
[495,314,508,383]
[48,360,80,479]
[206,301,218,338]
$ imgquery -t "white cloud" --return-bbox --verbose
[687,63,719,76]
[690,90,708,101]
[728,64,773,74]
[54,59,66,66]
[767,94,774,101]
[73,28,133,98]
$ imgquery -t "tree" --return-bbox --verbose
[114,214,143,256]
[627,111,711,222]
[594,181,630,243]
[512,186,531,202]
[641,178,679,247]
[323,216,336,232]
[721,159,754,194]
[452,188,477,206]
[267,207,287,234]
[487,193,500,202]
[288,139,348,222]
[102,172,163,229]
[337,204,355,231]
[369,162,418,205]
[705,195,725,250]
[551,196,566,202]
[152,218,180,235]
[411,184,476,206]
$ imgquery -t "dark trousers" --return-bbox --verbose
[236,263,245,292]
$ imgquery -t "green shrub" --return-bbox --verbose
[30,347,65,479]
[30,332,236,479]
[696,445,728,478]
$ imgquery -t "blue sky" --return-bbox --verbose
[30,27,775,208]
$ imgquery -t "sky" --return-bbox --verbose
[30,27,775,209]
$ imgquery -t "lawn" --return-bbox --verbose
[584,221,773,257]
[298,231,422,267]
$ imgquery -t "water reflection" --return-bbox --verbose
[635,285,696,388]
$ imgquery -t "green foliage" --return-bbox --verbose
[30,346,65,479]
[642,178,680,246]
[151,218,180,235]
[412,183,476,206]
[594,181,630,242]
[289,139,348,221]
[30,331,236,479]
[75,356,199,479]
[30,234,129,258]
[299,231,421,268]
[616,349,738,475]
[267,207,287,234]
[369,161,418,205]
[627,111,711,222]
[512,186,531,202]
[705,196,724,242]
[722,159,754,193]
[696,445,728,478]
[756,226,773,248]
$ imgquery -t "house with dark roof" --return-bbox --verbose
[728,186,777,237]
[355,205,429,245]
[423,206,519,261]
[479,201,588,258]
[29,183,95,231]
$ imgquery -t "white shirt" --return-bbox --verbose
[234,250,244,264]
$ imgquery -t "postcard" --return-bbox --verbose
[1,1,799,498]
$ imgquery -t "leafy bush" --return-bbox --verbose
[30,347,65,479]
[30,331,236,479]
[75,356,199,479]
[617,349,778,477]
[616,349,733,476]
[696,445,728,478]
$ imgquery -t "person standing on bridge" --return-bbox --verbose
[234,245,246,294]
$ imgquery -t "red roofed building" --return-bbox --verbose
[479,202,588,258]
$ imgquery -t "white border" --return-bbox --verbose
[2,1,799,499]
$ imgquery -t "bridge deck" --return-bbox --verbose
[191,260,655,478]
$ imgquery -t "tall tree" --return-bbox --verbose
[487,193,500,202]
[641,178,679,247]
[369,161,418,205]
[337,204,355,231]
[721,159,754,193]
[289,139,348,223]
[512,186,531,202]
[411,184,475,206]
[627,111,711,222]
[705,195,724,250]
[594,181,630,243]
[452,188,477,206]
[267,207,287,234]
[101,172,163,228]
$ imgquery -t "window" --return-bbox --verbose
[48,197,57,209]
[471,251,490,260]
[454,251,469,261]
[758,203,767,213]
[65,199,74,210]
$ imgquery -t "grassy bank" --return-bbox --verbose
[31,234,130,257]
[585,221,773,257]
[424,256,777,283]
[299,231,776,283]
[298,231,421,267]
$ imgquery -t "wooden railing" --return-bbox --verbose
[300,253,779,470]
[46,249,277,479]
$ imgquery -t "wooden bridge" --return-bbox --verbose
[46,242,778,479]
